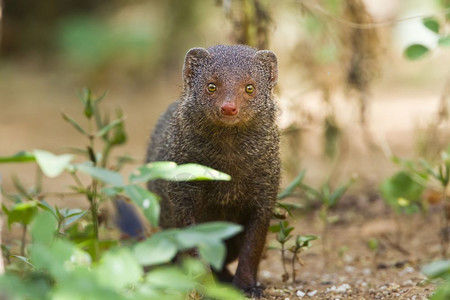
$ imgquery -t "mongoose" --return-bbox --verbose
[146,45,280,297]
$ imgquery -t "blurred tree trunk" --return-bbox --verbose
[221,0,273,49]
[342,0,380,127]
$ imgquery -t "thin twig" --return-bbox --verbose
[380,233,411,256]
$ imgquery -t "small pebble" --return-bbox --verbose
[362,267,371,275]
[336,283,350,293]
[327,285,337,292]
[402,279,414,287]
[307,290,317,297]
[344,265,355,273]
[296,290,306,297]
[399,266,415,276]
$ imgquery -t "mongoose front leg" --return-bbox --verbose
[233,210,271,297]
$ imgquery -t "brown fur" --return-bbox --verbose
[146,45,280,297]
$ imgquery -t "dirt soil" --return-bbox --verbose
[258,203,440,300]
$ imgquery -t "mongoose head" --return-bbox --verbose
[182,45,278,127]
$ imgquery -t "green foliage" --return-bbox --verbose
[423,17,440,34]
[0,89,243,299]
[439,36,450,46]
[277,169,306,200]
[403,8,450,60]
[367,237,379,252]
[58,16,155,69]
[380,171,425,214]
[3,201,38,229]
[422,260,450,300]
[269,220,318,283]
[404,44,430,60]
[130,162,231,183]
[0,151,36,163]
[274,169,306,219]
[294,235,318,249]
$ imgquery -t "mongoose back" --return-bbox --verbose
[146,44,280,297]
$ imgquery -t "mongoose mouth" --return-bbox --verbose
[217,114,241,126]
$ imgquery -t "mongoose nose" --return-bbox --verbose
[220,103,238,116]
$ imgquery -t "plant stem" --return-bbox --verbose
[101,143,112,168]
[88,181,99,241]
[70,172,84,187]
[20,225,27,257]
[321,207,330,266]
[394,212,402,245]
[291,249,299,283]
[281,242,288,275]
[442,185,449,258]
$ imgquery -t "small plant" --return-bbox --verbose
[380,168,427,246]
[300,175,356,263]
[269,170,318,283]
[270,220,294,282]
[385,152,450,257]
[289,234,318,283]
[421,152,450,258]
[269,221,318,284]
[0,89,244,299]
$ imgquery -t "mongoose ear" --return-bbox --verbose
[253,50,278,88]
[183,47,210,84]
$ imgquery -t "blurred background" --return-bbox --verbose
[0,0,449,200]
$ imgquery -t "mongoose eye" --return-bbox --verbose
[245,84,254,94]
[207,83,217,93]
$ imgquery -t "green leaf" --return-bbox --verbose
[296,234,318,248]
[30,239,82,280]
[62,112,89,136]
[7,201,38,227]
[145,266,197,291]
[422,260,450,279]
[404,44,429,60]
[198,240,226,271]
[133,234,178,266]
[423,17,440,33]
[96,118,123,137]
[367,237,379,251]
[33,149,74,178]
[277,169,306,200]
[204,281,245,300]
[380,171,425,213]
[129,161,231,184]
[11,174,33,200]
[97,247,143,289]
[329,178,355,207]
[61,209,87,228]
[0,151,36,163]
[31,211,57,245]
[438,35,450,47]
[10,255,35,268]
[124,185,160,227]
[74,162,124,186]
[182,222,242,240]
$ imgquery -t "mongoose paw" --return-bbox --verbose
[242,286,264,298]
